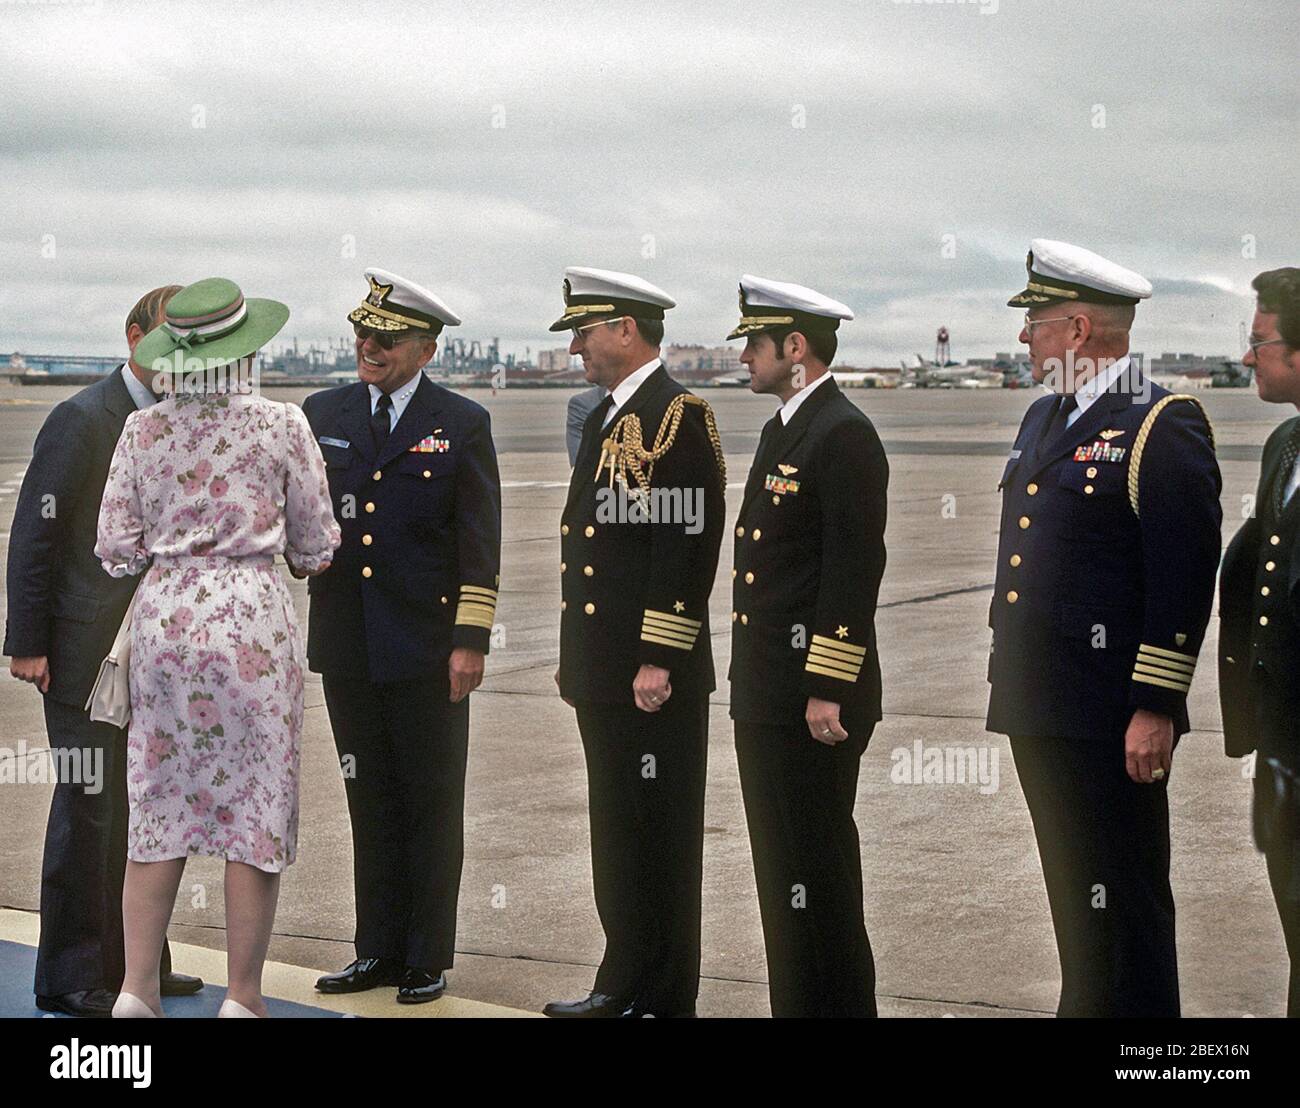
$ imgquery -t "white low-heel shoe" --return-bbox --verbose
[217,997,262,1018]
[112,992,159,1018]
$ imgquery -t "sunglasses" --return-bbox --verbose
[353,324,427,351]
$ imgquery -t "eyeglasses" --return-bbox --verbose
[1023,312,1077,335]
[1245,337,1286,355]
[570,316,628,342]
[353,324,427,351]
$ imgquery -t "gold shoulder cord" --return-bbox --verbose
[596,394,727,496]
[1127,394,1216,517]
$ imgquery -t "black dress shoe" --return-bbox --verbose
[160,971,204,997]
[542,991,631,1018]
[621,1000,698,1018]
[396,968,446,1004]
[315,957,405,994]
[35,989,116,1018]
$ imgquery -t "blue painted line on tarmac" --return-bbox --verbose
[0,940,345,1019]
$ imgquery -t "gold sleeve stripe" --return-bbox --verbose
[455,608,496,629]
[806,661,859,683]
[642,620,698,643]
[810,634,867,658]
[1132,671,1191,693]
[807,660,860,682]
[1134,660,1192,684]
[643,609,702,630]
[642,631,696,651]
[457,600,497,616]
[460,584,499,600]
[808,645,865,668]
[1135,654,1194,678]
[1138,643,1196,666]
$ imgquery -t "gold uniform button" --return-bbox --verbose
[1261,586,1270,597]
[731,611,737,622]
[585,525,595,538]
[1007,591,1019,604]
[1086,467,1098,478]
[364,501,375,513]
[731,569,737,579]
[752,529,762,540]
[1271,535,1281,546]
[423,470,432,478]
[772,495,781,505]
[561,601,567,611]
[361,566,372,578]
[372,470,382,481]
[1018,516,1031,530]
[583,565,594,577]
[561,524,570,536]
[1260,616,1269,627]
[740,614,749,625]
[736,526,745,538]
[584,602,595,615]
[1266,561,1276,572]
[1010,554,1022,567]
[1084,484,1095,495]
[744,571,755,584]
[560,562,567,573]
[362,534,373,546]
[1027,483,1039,496]
[440,596,448,604]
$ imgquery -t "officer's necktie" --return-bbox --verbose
[1036,394,1078,460]
[371,391,393,453]
[1275,422,1300,516]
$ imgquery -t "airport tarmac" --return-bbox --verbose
[0,380,1291,1017]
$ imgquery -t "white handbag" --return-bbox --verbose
[85,591,136,728]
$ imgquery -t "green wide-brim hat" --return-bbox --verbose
[135,277,289,371]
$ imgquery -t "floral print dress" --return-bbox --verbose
[96,393,340,872]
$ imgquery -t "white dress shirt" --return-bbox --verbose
[778,369,834,425]
[120,363,157,410]
[1066,355,1130,428]
[603,358,661,427]
[369,375,421,431]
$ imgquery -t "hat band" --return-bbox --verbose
[736,314,796,327]
[1025,280,1080,301]
[165,301,248,346]
[355,301,433,330]
[559,303,617,320]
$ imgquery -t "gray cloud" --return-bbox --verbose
[1,0,1295,365]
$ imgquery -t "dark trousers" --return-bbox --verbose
[1010,733,1179,1017]
[321,671,469,972]
[1256,771,1300,1018]
[574,695,708,1013]
[36,698,171,997]
[735,720,877,1018]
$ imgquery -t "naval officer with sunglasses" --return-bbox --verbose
[304,268,502,1004]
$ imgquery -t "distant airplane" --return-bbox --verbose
[899,354,1003,389]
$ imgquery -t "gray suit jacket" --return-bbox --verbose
[4,368,143,707]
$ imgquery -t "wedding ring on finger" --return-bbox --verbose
[1152,768,1166,781]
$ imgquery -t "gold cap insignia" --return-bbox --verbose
[777,464,798,476]
[1175,632,1187,646]
[562,278,572,304]
[366,275,392,308]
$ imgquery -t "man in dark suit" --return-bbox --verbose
[5,285,203,1017]
[987,240,1222,1017]
[307,268,501,1005]
[1218,266,1300,1017]
[726,275,888,1017]
[543,267,725,1018]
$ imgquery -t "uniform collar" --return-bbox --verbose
[778,368,833,425]
[604,357,661,424]
[369,373,422,422]
[120,362,157,410]
[1069,355,1130,422]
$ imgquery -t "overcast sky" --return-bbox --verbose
[1,0,1296,366]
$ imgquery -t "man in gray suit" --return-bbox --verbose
[5,286,203,1017]
[566,386,604,466]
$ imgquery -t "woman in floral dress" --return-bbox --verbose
[95,278,340,1017]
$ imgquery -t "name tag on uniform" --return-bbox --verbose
[1073,441,1127,463]
[764,473,800,496]
[319,436,350,449]
[411,435,451,453]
